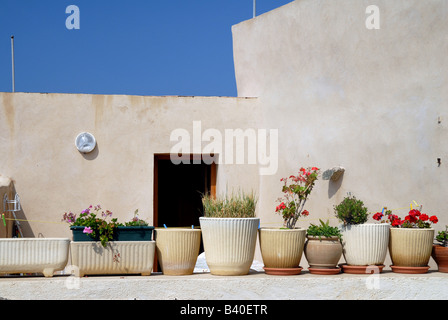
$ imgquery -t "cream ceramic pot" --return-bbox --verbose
[389,228,434,267]
[340,223,390,266]
[258,228,306,269]
[155,227,201,275]
[199,217,259,276]
[304,235,342,269]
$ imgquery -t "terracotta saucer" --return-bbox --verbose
[263,267,303,275]
[390,265,430,274]
[308,267,341,275]
[340,264,385,274]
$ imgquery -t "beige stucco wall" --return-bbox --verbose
[1,0,447,245]
[233,0,448,229]
[0,93,261,238]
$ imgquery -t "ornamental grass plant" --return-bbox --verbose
[202,191,257,218]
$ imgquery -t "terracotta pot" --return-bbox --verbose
[432,244,448,273]
[340,223,389,266]
[259,228,306,275]
[155,228,201,275]
[304,236,342,272]
[389,228,434,273]
[199,217,259,276]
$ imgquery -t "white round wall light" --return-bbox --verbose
[75,132,96,153]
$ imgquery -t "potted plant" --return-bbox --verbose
[432,226,448,273]
[63,205,155,277]
[63,205,118,247]
[200,190,259,276]
[335,195,389,274]
[258,166,319,275]
[385,208,439,273]
[155,226,202,275]
[115,209,154,241]
[304,219,342,274]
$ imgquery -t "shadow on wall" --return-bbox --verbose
[323,167,345,199]
[0,175,34,238]
[80,142,99,161]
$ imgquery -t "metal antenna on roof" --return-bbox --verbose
[253,0,256,18]
[11,36,15,92]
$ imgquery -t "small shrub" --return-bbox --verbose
[334,195,368,225]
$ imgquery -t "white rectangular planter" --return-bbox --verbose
[0,238,70,277]
[70,241,155,277]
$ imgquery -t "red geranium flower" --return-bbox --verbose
[373,212,383,221]
[391,218,403,227]
[430,215,438,224]
[408,209,421,218]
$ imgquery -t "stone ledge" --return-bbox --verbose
[0,270,447,300]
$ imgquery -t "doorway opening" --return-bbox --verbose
[154,154,216,228]
[153,154,217,271]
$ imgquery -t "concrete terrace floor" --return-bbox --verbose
[1,269,447,300]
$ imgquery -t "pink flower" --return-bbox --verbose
[83,226,93,234]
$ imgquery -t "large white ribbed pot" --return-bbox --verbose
[340,223,390,266]
[199,217,259,276]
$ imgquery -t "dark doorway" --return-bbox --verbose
[153,154,216,271]
[155,156,215,227]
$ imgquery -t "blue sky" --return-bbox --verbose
[0,0,292,97]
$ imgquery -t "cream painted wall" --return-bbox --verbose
[0,93,261,238]
[232,0,448,231]
[1,0,447,252]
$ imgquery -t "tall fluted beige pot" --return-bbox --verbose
[199,217,259,276]
[155,228,202,275]
[258,228,306,275]
[340,223,389,273]
[389,228,434,274]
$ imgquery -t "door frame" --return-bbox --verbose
[153,153,217,228]
[152,153,217,272]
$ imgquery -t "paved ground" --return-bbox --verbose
[1,268,447,301]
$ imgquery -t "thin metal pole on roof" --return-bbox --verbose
[11,36,15,92]
[253,0,256,18]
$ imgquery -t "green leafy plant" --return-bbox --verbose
[202,191,257,218]
[334,195,369,225]
[436,226,448,247]
[122,209,149,226]
[62,205,118,247]
[307,219,342,240]
[275,166,320,229]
